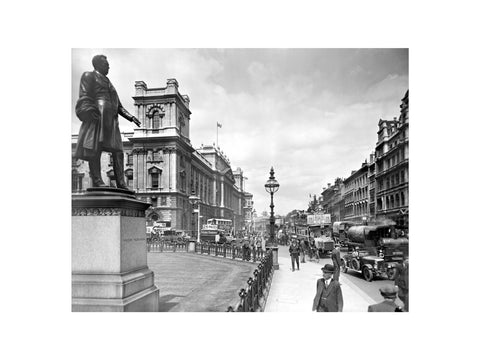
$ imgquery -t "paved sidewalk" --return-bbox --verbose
[264,246,376,312]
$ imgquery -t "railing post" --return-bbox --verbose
[224,244,227,258]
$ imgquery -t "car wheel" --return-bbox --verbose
[341,259,348,273]
[387,267,397,280]
[351,258,360,271]
[363,267,373,282]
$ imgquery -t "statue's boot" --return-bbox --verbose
[113,151,131,190]
[89,153,107,187]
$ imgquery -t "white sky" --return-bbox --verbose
[72,48,408,216]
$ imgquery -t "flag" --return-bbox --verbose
[217,122,222,128]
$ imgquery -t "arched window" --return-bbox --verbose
[152,111,161,129]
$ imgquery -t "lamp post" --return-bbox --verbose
[188,192,201,243]
[264,167,280,269]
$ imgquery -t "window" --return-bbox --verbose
[395,194,400,208]
[125,169,133,188]
[153,150,161,162]
[401,170,405,183]
[127,153,133,165]
[160,196,167,206]
[396,173,400,185]
[72,171,84,192]
[149,167,161,189]
[401,192,405,206]
[153,111,161,129]
[152,173,159,189]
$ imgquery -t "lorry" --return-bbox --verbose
[332,221,356,245]
[341,224,409,281]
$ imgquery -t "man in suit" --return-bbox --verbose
[368,285,403,312]
[289,239,301,271]
[312,264,343,312]
[74,55,141,189]
[331,243,342,282]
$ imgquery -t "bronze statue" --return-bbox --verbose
[74,55,141,189]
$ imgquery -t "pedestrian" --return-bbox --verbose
[395,257,409,311]
[331,243,342,282]
[74,55,141,189]
[289,239,301,271]
[312,264,343,312]
[368,284,403,312]
[300,239,307,263]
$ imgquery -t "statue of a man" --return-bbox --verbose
[74,55,141,189]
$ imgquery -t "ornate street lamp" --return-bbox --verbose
[188,192,201,243]
[264,167,280,270]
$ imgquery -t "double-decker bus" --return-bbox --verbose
[206,218,233,234]
[200,218,233,243]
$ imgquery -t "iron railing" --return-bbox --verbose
[227,249,274,312]
[147,238,188,253]
[147,238,265,264]
[194,243,264,263]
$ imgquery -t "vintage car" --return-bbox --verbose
[341,249,397,281]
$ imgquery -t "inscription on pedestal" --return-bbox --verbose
[72,208,145,217]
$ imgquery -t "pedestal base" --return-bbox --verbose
[72,187,160,312]
[266,246,280,270]
[188,240,196,252]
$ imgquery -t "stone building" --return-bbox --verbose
[374,90,409,228]
[72,79,250,234]
[320,178,343,223]
[343,161,370,224]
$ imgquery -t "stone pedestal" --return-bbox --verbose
[72,187,160,312]
[266,246,280,270]
[188,240,196,252]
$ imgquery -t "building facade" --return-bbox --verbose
[374,90,409,228]
[343,161,370,224]
[316,90,408,229]
[72,79,251,234]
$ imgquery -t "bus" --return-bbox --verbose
[206,218,233,235]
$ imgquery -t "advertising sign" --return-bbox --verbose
[307,214,331,225]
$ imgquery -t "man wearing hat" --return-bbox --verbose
[289,239,301,271]
[312,264,343,312]
[367,285,403,312]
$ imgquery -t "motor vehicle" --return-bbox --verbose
[332,221,356,245]
[341,249,397,281]
[313,235,334,256]
[345,224,408,271]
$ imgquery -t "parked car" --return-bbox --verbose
[341,249,397,281]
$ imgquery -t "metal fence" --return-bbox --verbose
[147,238,188,253]
[227,249,274,312]
[194,243,265,263]
[147,239,265,264]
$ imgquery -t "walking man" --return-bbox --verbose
[368,285,403,312]
[331,243,342,282]
[74,55,141,189]
[312,264,343,312]
[289,239,301,271]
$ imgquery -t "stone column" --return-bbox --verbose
[72,188,160,312]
